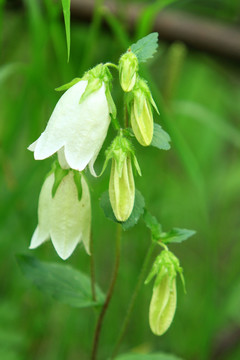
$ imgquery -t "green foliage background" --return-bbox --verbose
[1,0,240,359]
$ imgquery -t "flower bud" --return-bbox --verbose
[149,268,177,336]
[145,250,185,336]
[102,133,141,222]
[109,156,135,222]
[119,51,138,92]
[129,78,159,146]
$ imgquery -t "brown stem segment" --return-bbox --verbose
[91,223,122,360]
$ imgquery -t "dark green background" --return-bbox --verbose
[1,0,240,359]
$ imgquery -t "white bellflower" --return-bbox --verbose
[30,170,91,260]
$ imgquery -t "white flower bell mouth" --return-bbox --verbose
[28,80,110,175]
[29,170,91,260]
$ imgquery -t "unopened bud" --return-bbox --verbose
[129,78,158,146]
[109,156,135,222]
[146,250,185,336]
[131,90,153,146]
[119,51,138,92]
[149,268,177,336]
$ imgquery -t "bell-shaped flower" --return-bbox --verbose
[103,132,141,222]
[28,64,115,176]
[119,51,138,92]
[29,168,91,260]
[127,78,159,146]
[145,250,185,336]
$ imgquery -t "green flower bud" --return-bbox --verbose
[119,51,138,92]
[129,78,159,146]
[145,250,185,336]
[102,132,141,222]
[109,156,135,222]
[149,267,177,336]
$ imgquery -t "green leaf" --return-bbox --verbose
[122,190,145,230]
[160,228,196,244]
[55,78,81,91]
[130,33,158,63]
[61,0,71,62]
[17,255,105,308]
[143,210,162,240]
[100,189,145,230]
[116,352,184,360]
[151,123,171,150]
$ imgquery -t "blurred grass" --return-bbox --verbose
[1,0,240,360]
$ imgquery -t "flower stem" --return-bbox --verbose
[105,62,119,70]
[111,241,156,359]
[91,223,122,360]
[90,232,96,302]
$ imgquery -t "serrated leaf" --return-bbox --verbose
[151,123,171,150]
[160,228,196,244]
[100,190,145,230]
[17,255,105,308]
[116,352,184,360]
[61,0,71,62]
[143,210,162,240]
[130,33,158,63]
[55,78,81,91]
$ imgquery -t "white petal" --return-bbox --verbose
[62,84,110,171]
[50,172,91,260]
[29,173,54,249]
[29,226,49,249]
[31,80,88,160]
[28,140,37,152]
[78,175,91,254]
[57,147,70,169]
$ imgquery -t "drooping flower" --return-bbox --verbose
[103,132,141,222]
[128,78,159,146]
[28,64,115,176]
[145,250,185,336]
[29,168,91,260]
[119,50,138,92]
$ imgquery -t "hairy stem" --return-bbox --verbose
[111,242,156,359]
[91,223,122,360]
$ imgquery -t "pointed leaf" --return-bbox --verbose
[143,210,162,240]
[151,123,171,150]
[55,78,81,91]
[17,255,105,308]
[160,228,196,244]
[61,0,71,61]
[130,33,158,63]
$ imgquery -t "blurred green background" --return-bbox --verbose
[1,0,240,359]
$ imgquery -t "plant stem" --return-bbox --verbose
[91,223,122,360]
[111,242,156,359]
[90,232,96,302]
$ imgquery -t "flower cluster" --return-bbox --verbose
[29,46,160,260]
[28,33,189,341]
